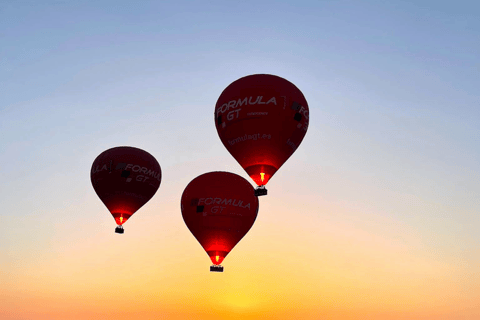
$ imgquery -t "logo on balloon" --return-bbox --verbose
[215,96,277,118]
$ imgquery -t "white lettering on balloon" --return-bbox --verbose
[216,96,277,117]
[92,163,161,182]
[228,133,271,146]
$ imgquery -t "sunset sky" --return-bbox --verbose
[1,1,479,319]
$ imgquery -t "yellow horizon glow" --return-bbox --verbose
[2,199,478,320]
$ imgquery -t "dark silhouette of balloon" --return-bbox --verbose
[91,146,161,233]
[215,74,309,195]
[181,171,258,272]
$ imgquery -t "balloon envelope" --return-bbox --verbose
[215,74,309,186]
[181,171,258,266]
[91,146,161,226]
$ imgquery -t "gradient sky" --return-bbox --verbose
[1,1,479,319]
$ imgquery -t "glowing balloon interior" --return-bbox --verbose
[91,146,161,233]
[214,74,309,194]
[181,171,259,272]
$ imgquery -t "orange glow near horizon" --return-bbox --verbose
[2,198,479,320]
[3,160,479,320]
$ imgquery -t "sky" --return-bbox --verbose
[1,0,479,319]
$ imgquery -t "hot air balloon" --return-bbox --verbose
[91,146,161,234]
[181,171,259,272]
[214,74,309,196]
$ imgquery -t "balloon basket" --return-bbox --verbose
[115,225,124,234]
[210,265,224,272]
[254,186,267,196]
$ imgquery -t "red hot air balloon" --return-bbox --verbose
[91,146,161,233]
[181,172,259,272]
[215,74,309,196]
